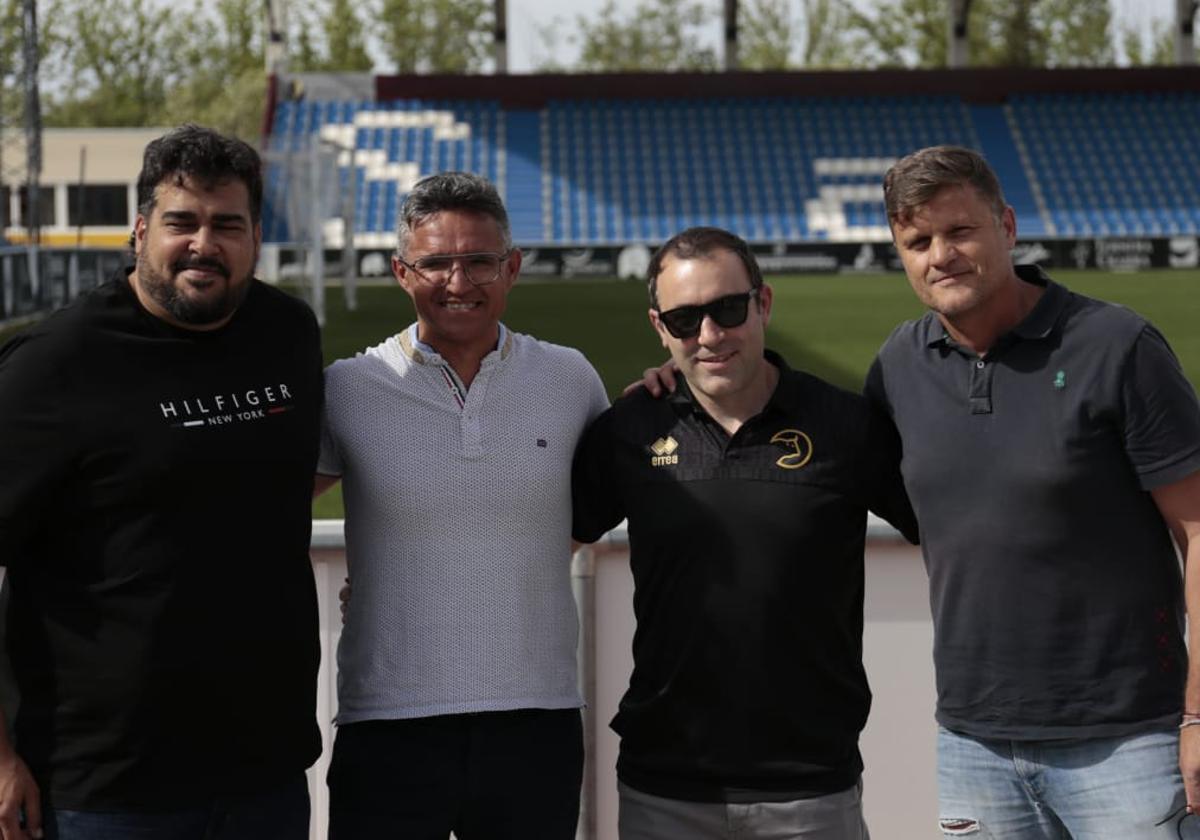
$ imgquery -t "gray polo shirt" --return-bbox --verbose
[320,324,609,723]
[866,265,1200,740]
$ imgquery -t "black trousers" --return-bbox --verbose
[328,708,584,840]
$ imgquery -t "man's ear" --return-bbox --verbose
[133,215,148,255]
[391,255,411,291]
[757,283,774,328]
[649,308,670,349]
[502,247,522,290]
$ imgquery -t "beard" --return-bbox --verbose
[135,251,252,326]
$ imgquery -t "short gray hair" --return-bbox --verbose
[883,145,1007,226]
[395,171,511,257]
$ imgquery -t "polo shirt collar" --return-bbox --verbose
[1011,264,1066,341]
[667,349,793,418]
[923,263,1067,349]
[399,322,512,365]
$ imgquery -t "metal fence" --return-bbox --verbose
[0,246,126,324]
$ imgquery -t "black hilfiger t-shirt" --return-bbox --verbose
[572,351,918,803]
[0,273,324,809]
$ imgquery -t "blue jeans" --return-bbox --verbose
[937,726,1195,838]
[40,775,309,840]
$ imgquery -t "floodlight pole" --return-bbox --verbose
[494,0,507,74]
[947,0,972,68]
[265,0,289,75]
[1177,0,1199,64]
[723,0,738,71]
[22,0,41,294]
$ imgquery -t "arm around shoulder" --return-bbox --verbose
[0,706,40,840]
[571,406,624,545]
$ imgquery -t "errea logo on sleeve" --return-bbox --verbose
[649,436,679,467]
[157,383,296,428]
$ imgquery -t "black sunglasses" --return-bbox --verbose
[656,290,759,339]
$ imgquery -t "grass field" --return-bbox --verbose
[317,268,1200,394]
[308,267,1200,518]
[3,268,1198,518]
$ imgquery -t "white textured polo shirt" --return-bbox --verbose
[319,323,609,722]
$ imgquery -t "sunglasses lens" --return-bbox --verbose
[661,308,703,338]
[710,295,750,328]
[658,292,754,338]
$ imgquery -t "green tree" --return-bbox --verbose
[322,0,373,70]
[740,0,793,69]
[971,0,1113,67]
[43,0,185,126]
[292,0,374,71]
[841,0,947,67]
[378,0,493,74]
[1121,17,1174,65]
[1035,0,1113,67]
[800,0,856,67]
[843,0,1116,69]
[0,0,23,126]
[738,0,857,70]
[541,0,717,72]
[157,0,267,139]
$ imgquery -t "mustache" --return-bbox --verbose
[172,257,230,279]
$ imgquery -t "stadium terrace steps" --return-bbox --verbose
[505,110,543,244]
[969,104,1045,237]
[263,92,1200,248]
[1007,92,1200,238]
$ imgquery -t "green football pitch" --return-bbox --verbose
[310,267,1200,519]
[3,268,1196,519]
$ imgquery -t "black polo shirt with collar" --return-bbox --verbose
[866,264,1200,741]
[572,351,917,803]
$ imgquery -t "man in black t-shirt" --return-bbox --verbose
[867,146,1200,839]
[573,227,917,839]
[0,126,323,840]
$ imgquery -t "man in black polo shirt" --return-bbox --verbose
[573,227,918,839]
[866,145,1200,838]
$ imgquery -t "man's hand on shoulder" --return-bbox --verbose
[0,748,41,840]
[622,360,678,398]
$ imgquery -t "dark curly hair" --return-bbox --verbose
[133,125,263,243]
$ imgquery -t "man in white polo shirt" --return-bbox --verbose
[315,171,608,839]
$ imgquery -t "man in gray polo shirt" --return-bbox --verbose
[315,172,608,839]
[865,145,1200,838]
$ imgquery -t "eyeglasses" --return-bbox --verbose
[397,251,510,287]
[655,290,759,339]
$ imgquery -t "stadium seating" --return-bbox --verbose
[1008,93,1200,238]
[264,99,504,247]
[263,91,1200,246]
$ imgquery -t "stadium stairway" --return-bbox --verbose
[970,104,1046,236]
[504,110,543,244]
[263,92,1200,247]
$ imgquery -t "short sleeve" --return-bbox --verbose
[863,355,890,416]
[861,404,919,545]
[571,407,624,544]
[582,360,610,425]
[1121,325,1200,490]
[0,332,74,568]
[316,386,344,478]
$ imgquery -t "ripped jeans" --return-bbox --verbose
[936,726,1196,839]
